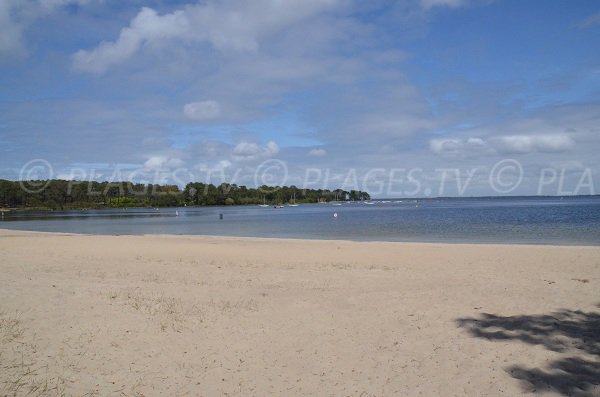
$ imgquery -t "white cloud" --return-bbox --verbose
[232,140,279,160]
[429,136,489,155]
[466,137,486,148]
[233,142,261,157]
[492,134,575,154]
[72,0,341,73]
[308,148,327,156]
[144,156,185,171]
[183,100,221,121]
[430,138,462,154]
[265,141,279,155]
[73,7,190,73]
[430,134,575,156]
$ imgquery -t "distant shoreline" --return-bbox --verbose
[2,193,598,212]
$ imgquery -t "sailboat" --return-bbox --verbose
[331,191,342,205]
[288,192,299,207]
[258,196,269,207]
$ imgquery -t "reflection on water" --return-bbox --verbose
[2,196,600,245]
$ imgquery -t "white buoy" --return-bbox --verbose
[175,210,179,216]
[333,212,338,218]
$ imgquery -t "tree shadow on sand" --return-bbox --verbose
[456,309,600,396]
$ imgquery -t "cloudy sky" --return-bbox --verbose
[1,0,599,197]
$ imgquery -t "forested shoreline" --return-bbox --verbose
[0,180,370,210]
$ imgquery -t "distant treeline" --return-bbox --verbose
[0,179,370,210]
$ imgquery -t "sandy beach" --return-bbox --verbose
[0,229,598,396]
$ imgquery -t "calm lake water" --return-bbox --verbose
[2,196,600,245]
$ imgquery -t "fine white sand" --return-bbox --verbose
[1,229,599,396]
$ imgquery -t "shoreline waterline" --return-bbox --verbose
[2,228,600,248]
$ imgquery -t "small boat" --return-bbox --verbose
[288,192,299,207]
[259,196,269,207]
[331,192,345,206]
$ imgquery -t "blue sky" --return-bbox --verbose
[1,0,599,197]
